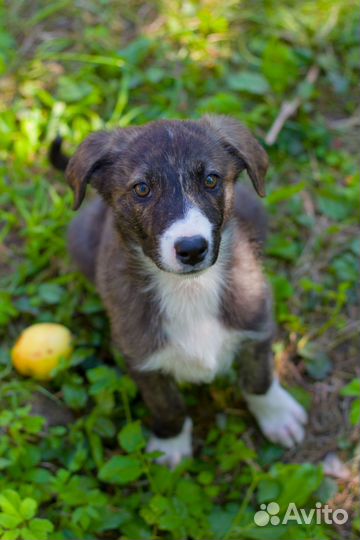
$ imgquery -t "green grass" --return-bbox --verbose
[0,1,359,539]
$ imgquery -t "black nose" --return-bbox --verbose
[174,235,209,266]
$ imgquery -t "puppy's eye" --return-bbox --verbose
[133,182,151,198]
[204,174,219,189]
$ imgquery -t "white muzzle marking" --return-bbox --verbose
[159,207,213,272]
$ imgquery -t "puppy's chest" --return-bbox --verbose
[142,270,242,383]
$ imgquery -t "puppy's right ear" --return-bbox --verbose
[66,129,131,210]
[66,131,117,210]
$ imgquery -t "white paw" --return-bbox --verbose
[146,417,193,467]
[244,379,308,448]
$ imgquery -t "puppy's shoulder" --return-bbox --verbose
[220,210,272,334]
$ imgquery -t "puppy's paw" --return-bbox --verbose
[146,417,193,467]
[244,379,308,448]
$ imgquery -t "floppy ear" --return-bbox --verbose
[66,131,116,210]
[66,129,139,210]
[201,115,268,197]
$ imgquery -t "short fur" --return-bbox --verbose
[50,116,307,457]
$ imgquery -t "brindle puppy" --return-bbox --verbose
[51,116,307,466]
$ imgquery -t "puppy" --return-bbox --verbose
[51,116,307,466]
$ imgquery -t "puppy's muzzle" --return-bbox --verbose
[174,235,208,266]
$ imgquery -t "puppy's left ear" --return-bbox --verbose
[201,115,268,197]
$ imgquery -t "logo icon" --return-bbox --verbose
[253,501,349,526]
[254,502,280,526]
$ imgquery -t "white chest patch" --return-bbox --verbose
[141,254,243,383]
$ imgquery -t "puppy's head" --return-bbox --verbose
[67,116,268,274]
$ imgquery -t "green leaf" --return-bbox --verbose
[95,507,132,532]
[0,514,22,529]
[37,283,64,304]
[149,466,176,494]
[340,378,360,397]
[0,293,18,326]
[197,471,214,485]
[19,498,37,520]
[315,477,338,503]
[24,468,53,485]
[87,366,118,395]
[28,518,54,540]
[353,516,360,533]
[26,0,73,26]
[209,504,238,539]
[1,529,21,540]
[57,76,95,103]
[92,416,115,438]
[258,444,285,467]
[0,491,21,518]
[340,378,360,425]
[269,463,323,509]
[350,238,360,256]
[218,438,256,472]
[117,375,137,398]
[269,275,294,302]
[298,343,332,380]
[227,71,270,95]
[331,253,358,282]
[176,478,203,507]
[266,182,306,205]
[0,458,11,470]
[53,50,124,66]
[88,432,104,467]
[197,92,242,115]
[121,521,152,540]
[118,421,145,453]
[98,456,143,484]
[80,296,104,314]
[350,400,360,426]
[62,382,88,409]
[316,188,356,221]
[257,479,281,503]
[262,40,299,93]
[267,236,299,262]
[18,527,38,540]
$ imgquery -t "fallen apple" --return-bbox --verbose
[12,323,73,380]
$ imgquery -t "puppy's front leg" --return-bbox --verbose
[239,339,307,448]
[128,368,192,467]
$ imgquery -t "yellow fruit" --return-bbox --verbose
[12,323,73,380]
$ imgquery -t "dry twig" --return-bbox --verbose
[265,65,320,145]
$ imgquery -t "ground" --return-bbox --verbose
[0,1,359,539]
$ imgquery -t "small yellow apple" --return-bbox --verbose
[12,323,73,380]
